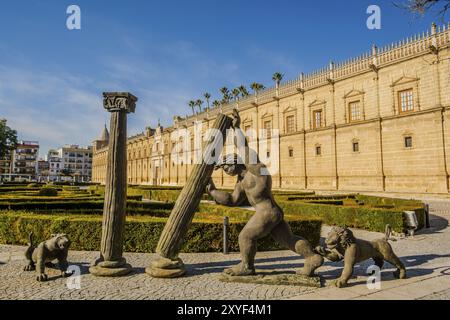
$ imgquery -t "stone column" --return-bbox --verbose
[90,92,137,277]
[147,113,233,278]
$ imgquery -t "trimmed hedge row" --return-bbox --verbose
[0,211,322,253]
[0,200,173,212]
[277,200,425,233]
[287,195,355,201]
[354,195,423,208]
[304,200,345,206]
[0,196,105,203]
[129,187,317,203]
[0,187,44,193]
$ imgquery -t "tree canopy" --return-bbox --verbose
[0,119,18,158]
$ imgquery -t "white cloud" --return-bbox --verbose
[0,65,106,157]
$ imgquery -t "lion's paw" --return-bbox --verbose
[333,279,348,288]
[36,273,48,282]
[393,269,407,279]
[23,264,35,272]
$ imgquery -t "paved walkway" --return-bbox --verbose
[0,199,449,300]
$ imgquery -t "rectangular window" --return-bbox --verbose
[399,89,414,113]
[289,148,294,158]
[286,115,295,133]
[315,146,321,156]
[353,142,359,153]
[404,136,413,148]
[349,101,361,122]
[313,110,322,129]
[263,120,272,138]
[244,125,251,134]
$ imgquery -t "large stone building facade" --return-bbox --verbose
[93,24,450,194]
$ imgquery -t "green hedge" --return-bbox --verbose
[287,195,355,201]
[37,187,58,197]
[27,183,40,188]
[0,187,43,193]
[277,200,424,233]
[0,196,104,203]
[354,195,423,208]
[0,211,322,253]
[127,187,212,203]
[0,200,173,212]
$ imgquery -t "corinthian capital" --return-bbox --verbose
[103,92,138,113]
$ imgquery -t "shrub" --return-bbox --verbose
[0,211,322,253]
[37,187,58,197]
[27,183,39,188]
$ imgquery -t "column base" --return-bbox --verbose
[89,257,132,277]
[145,256,186,278]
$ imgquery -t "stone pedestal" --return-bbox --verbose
[90,92,137,277]
[147,113,233,278]
[219,271,322,288]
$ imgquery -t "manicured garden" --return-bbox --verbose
[0,182,425,253]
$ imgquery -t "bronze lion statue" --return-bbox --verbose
[315,225,406,288]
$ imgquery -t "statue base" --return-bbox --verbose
[145,256,186,278]
[89,257,132,277]
[219,271,322,288]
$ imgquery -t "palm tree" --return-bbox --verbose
[250,82,265,104]
[203,92,211,110]
[188,100,196,115]
[195,99,204,114]
[212,100,220,109]
[272,72,284,88]
[220,87,230,103]
[250,82,265,95]
[238,85,249,98]
[232,88,240,101]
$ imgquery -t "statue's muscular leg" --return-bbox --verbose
[224,212,280,276]
[271,221,324,276]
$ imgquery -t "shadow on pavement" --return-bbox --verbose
[186,255,304,276]
[417,214,448,235]
[402,253,450,267]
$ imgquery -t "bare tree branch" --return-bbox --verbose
[393,0,450,19]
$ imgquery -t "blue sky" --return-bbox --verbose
[0,0,446,157]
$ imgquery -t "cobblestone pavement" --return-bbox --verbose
[0,198,449,300]
[0,247,321,300]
